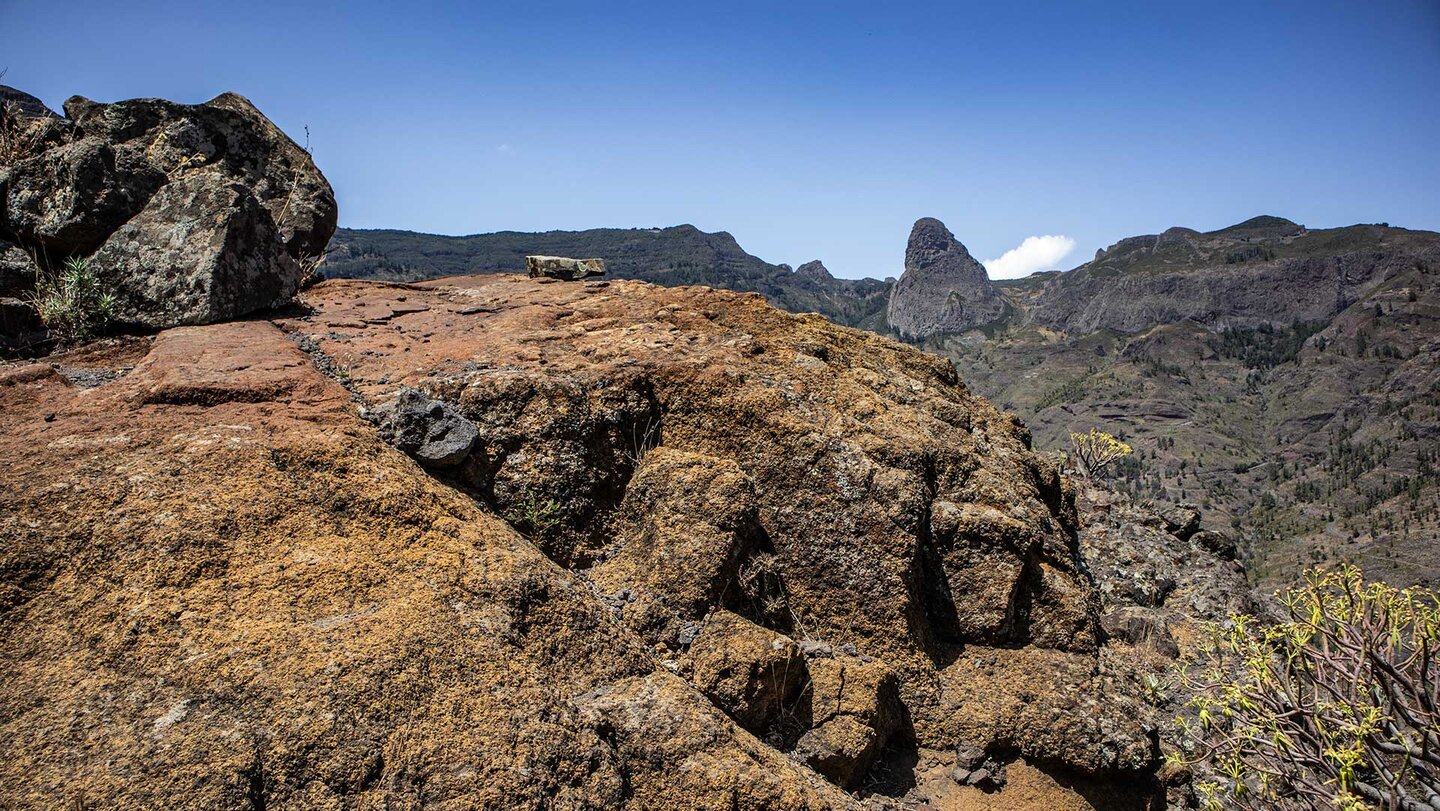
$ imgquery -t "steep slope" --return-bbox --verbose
[886,218,1005,339]
[0,273,1248,808]
[1021,218,1437,334]
[323,225,891,329]
[935,219,1440,587]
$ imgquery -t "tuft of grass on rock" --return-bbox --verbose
[32,256,116,346]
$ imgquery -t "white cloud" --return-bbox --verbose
[983,234,1076,279]
[496,143,514,154]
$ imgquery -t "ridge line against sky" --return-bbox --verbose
[3,0,1437,279]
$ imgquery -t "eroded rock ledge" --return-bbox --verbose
[0,274,1251,809]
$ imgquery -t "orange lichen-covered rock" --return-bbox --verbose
[0,274,1220,809]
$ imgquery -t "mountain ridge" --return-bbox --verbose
[323,223,893,331]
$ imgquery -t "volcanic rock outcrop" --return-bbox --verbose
[0,88,335,338]
[886,217,1005,339]
[0,270,1251,808]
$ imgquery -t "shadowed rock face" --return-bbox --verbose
[887,218,1005,339]
[0,274,1224,808]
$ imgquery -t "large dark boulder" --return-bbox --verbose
[64,93,337,259]
[0,89,336,338]
[90,171,302,328]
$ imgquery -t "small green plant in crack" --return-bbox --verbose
[1141,671,1169,704]
[503,495,566,539]
[32,256,116,346]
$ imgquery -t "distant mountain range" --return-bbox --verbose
[323,215,1440,586]
[935,217,1440,588]
[323,225,892,331]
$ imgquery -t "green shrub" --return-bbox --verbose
[1177,565,1439,810]
[32,257,116,345]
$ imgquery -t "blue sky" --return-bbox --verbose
[4,1,1438,279]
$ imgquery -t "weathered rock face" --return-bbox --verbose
[0,274,1251,808]
[0,321,855,810]
[279,275,1180,800]
[886,218,1005,339]
[686,609,806,732]
[589,447,761,635]
[63,92,337,259]
[90,171,302,328]
[526,254,605,280]
[792,654,902,789]
[1,136,167,257]
[0,89,335,335]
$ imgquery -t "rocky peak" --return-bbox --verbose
[1213,214,1303,239]
[886,217,1005,339]
[794,259,833,281]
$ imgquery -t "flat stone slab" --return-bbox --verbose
[525,255,605,280]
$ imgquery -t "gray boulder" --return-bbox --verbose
[90,171,301,329]
[64,92,337,259]
[525,255,605,281]
[1,137,166,257]
[886,217,1005,339]
[379,388,480,468]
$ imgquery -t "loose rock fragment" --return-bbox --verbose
[526,255,606,280]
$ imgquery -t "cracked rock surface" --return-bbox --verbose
[0,274,1253,808]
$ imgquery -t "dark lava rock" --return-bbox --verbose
[91,171,301,328]
[0,297,45,355]
[1,137,166,257]
[0,88,336,332]
[378,387,479,468]
[64,92,336,259]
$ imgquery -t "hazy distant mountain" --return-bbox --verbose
[323,225,892,330]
